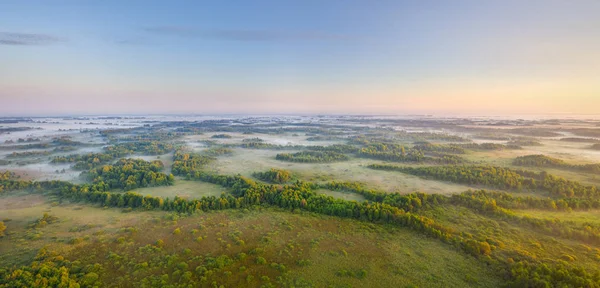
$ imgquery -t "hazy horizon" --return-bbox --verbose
[1,0,599,116]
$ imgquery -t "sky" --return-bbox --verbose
[1,0,599,116]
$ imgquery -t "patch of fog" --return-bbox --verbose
[71,146,105,154]
[470,139,507,144]
[7,162,84,183]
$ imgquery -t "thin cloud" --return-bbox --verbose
[143,26,347,42]
[0,32,65,46]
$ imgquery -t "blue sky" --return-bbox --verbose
[1,0,599,116]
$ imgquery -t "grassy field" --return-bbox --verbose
[0,191,165,267]
[61,208,502,287]
[132,179,227,199]
[206,148,475,195]
[420,205,600,270]
[314,189,366,202]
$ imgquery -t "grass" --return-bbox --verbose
[132,179,227,199]
[63,208,502,287]
[314,189,366,202]
[0,192,165,267]
[420,205,600,270]
[207,148,475,194]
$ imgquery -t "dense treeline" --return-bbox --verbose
[103,129,182,143]
[202,147,233,157]
[85,158,174,191]
[506,140,542,146]
[507,128,561,137]
[395,131,471,142]
[560,137,599,143]
[252,168,292,183]
[368,164,600,198]
[318,181,446,212]
[456,143,521,151]
[0,143,50,150]
[513,154,600,174]
[242,137,264,142]
[458,190,600,211]
[357,143,424,162]
[307,144,359,154]
[110,141,174,155]
[413,142,466,154]
[52,137,86,146]
[513,154,567,167]
[369,164,529,190]
[52,152,116,170]
[211,134,232,139]
[306,135,342,141]
[239,142,302,150]
[6,151,51,158]
[276,151,349,163]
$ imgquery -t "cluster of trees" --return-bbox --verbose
[52,141,170,170]
[171,149,215,176]
[506,260,600,288]
[239,142,303,150]
[413,142,466,154]
[275,151,349,163]
[456,143,521,151]
[0,248,89,287]
[85,158,174,191]
[591,144,600,150]
[318,181,446,212]
[0,171,16,181]
[13,137,40,143]
[252,168,292,183]
[357,143,424,162]
[306,144,358,154]
[242,137,264,142]
[28,213,59,228]
[110,141,174,155]
[211,134,232,139]
[52,152,115,170]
